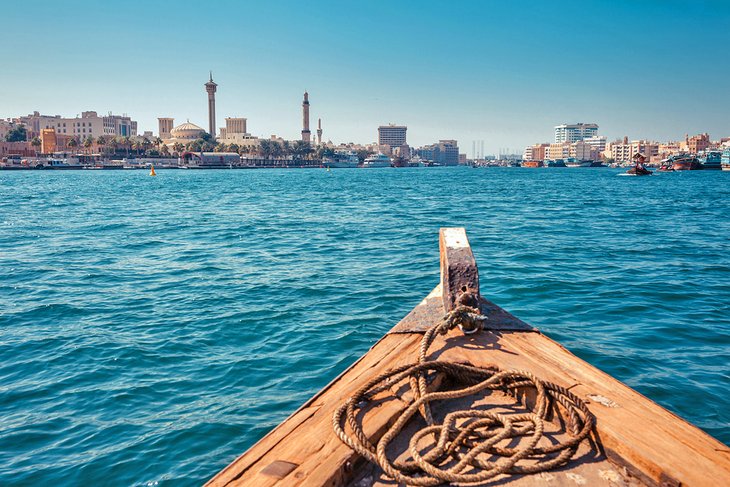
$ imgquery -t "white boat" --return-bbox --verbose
[565,158,593,168]
[362,153,392,168]
[722,148,730,171]
[324,151,360,168]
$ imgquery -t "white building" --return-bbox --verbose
[554,123,599,143]
[583,135,607,152]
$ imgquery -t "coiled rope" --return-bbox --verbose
[333,303,595,486]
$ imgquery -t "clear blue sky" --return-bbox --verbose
[1,0,728,154]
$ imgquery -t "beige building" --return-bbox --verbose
[523,143,549,161]
[607,138,659,163]
[546,142,571,160]
[158,118,174,140]
[217,117,259,148]
[161,121,207,146]
[18,111,137,140]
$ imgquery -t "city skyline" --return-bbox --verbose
[1,1,729,153]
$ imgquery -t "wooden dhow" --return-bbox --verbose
[208,228,730,486]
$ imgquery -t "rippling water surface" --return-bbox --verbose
[1,167,728,485]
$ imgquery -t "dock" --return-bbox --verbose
[207,228,730,486]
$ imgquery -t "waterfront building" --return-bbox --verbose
[416,140,460,166]
[608,138,659,163]
[554,123,598,143]
[378,124,407,147]
[570,141,597,161]
[546,142,571,160]
[217,117,259,149]
[681,133,711,154]
[459,153,467,164]
[301,92,311,143]
[523,143,549,161]
[162,121,208,145]
[40,128,57,153]
[583,135,607,153]
[0,141,34,157]
[17,111,137,140]
[205,73,218,138]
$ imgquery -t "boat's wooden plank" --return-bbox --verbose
[428,329,730,486]
[206,332,423,486]
[206,405,321,487]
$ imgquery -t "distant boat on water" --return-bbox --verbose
[522,160,544,168]
[698,150,722,170]
[722,148,730,171]
[323,150,360,168]
[362,153,392,168]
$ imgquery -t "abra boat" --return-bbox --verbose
[207,228,730,487]
[362,153,392,168]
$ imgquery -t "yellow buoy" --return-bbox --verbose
[149,165,157,176]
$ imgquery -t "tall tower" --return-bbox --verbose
[316,118,322,145]
[301,91,311,143]
[205,72,218,138]
[158,117,174,140]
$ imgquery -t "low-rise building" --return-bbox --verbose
[523,143,549,161]
[18,110,137,140]
[416,140,460,166]
[546,142,571,160]
[607,138,659,163]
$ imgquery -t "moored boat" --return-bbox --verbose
[699,150,723,170]
[207,228,730,487]
[323,151,360,168]
[722,148,730,171]
[362,153,392,168]
[521,160,544,168]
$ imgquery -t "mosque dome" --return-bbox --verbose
[170,121,206,140]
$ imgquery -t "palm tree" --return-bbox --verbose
[133,140,143,155]
[83,136,93,154]
[154,137,163,149]
[109,137,119,155]
[160,144,170,156]
[67,137,79,152]
[31,136,41,155]
[172,142,184,155]
[123,136,131,156]
[96,135,106,155]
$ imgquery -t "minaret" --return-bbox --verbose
[316,118,322,145]
[205,72,218,138]
[301,91,311,143]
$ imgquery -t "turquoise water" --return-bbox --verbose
[1,167,728,485]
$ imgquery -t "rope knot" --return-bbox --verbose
[443,304,487,335]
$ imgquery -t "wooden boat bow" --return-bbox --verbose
[207,228,730,486]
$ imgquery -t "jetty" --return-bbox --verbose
[207,228,730,486]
